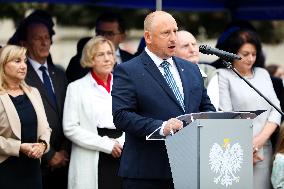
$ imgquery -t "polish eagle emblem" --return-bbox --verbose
[209,138,244,187]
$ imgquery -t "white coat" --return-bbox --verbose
[63,73,124,189]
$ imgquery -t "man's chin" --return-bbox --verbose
[167,52,175,58]
[41,53,50,59]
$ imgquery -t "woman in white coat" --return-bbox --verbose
[63,36,124,189]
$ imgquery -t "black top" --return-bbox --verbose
[0,94,42,189]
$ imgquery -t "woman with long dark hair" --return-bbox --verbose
[217,29,281,189]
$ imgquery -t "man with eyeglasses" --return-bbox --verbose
[95,12,134,64]
[66,12,134,83]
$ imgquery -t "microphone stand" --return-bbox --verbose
[222,60,284,116]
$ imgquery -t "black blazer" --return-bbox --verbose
[65,55,89,83]
[119,48,134,62]
[25,60,69,165]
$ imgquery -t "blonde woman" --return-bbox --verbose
[0,45,51,189]
[63,36,124,189]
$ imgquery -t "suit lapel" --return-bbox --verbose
[141,52,184,111]
[173,57,190,113]
[0,94,21,139]
[119,48,126,62]
[119,48,133,62]
[47,65,61,112]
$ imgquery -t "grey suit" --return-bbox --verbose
[25,59,69,189]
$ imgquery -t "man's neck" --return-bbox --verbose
[28,56,47,65]
[27,53,47,64]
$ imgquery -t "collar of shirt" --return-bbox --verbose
[115,49,122,64]
[28,57,50,83]
[91,71,112,93]
[145,47,184,99]
[145,47,174,68]
[28,57,48,72]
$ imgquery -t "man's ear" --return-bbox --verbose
[119,33,126,42]
[144,31,151,44]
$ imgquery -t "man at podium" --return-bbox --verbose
[112,11,216,189]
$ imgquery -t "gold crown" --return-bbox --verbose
[223,138,230,148]
[224,138,230,144]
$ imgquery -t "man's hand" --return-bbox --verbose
[163,118,183,136]
[111,141,123,158]
[253,147,264,164]
[48,150,69,169]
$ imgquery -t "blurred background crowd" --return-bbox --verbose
[1,3,284,70]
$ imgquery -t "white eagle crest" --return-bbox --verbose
[209,138,243,187]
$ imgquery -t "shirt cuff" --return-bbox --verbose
[159,121,167,136]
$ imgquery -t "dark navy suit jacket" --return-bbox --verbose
[112,50,215,179]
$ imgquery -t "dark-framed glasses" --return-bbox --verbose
[96,29,121,38]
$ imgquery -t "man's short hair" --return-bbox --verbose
[8,10,55,45]
[95,12,126,34]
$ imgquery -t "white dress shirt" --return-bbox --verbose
[145,47,184,136]
[145,47,184,98]
[115,49,122,64]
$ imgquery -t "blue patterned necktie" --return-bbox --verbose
[39,66,57,107]
[160,61,185,112]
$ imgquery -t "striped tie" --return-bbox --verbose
[160,61,185,112]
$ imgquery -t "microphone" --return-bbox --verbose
[199,45,241,61]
